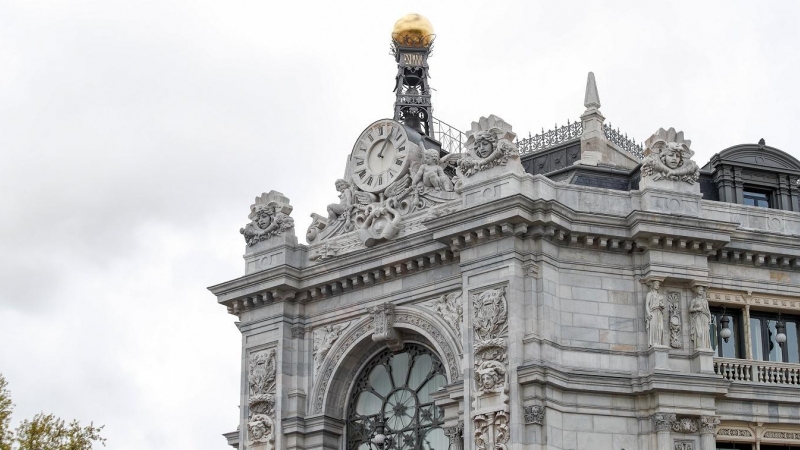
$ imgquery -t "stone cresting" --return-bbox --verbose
[668,292,682,349]
[645,280,666,347]
[421,291,463,338]
[312,322,350,375]
[690,285,712,350]
[240,191,295,247]
[471,286,510,450]
[642,127,700,184]
[247,348,277,449]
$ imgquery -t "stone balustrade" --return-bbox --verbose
[714,358,800,385]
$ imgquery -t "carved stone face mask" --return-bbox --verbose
[257,210,273,229]
[481,373,496,389]
[476,140,493,158]
[664,146,682,169]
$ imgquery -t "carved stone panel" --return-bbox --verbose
[248,348,277,449]
[523,405,544,425]
[312,321,350,375]
[674,440,694,450]
[421,292,463,338]
[668,292,682,348]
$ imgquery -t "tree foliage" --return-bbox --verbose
[0,374,105,450]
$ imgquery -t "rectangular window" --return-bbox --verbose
[749,313,800,363]
[710,308,741,358]
[717,444,752,450]
[743,189,771,208]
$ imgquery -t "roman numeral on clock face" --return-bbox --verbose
[395,158,403,166]
[366,176,374,186]
[367,134,374,142]
[357,169,367,179]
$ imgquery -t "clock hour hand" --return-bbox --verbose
[377,127,394,158]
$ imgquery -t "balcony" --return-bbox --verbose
[714,358,800,386]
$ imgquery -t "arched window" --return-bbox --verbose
[346,343,449,449]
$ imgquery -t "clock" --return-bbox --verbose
[349,119,414,193]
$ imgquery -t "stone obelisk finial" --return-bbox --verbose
[584,71,601,112]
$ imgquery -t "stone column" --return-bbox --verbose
[743,303,753,360]
[444,421,464,450]
[699,416,720,450]
[653,413,675,450]
[733,168,744,204]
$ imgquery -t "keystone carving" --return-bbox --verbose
[248,349,277,448]
[241,191,295,247]
[642,127,700,184]
[367,303,403,351]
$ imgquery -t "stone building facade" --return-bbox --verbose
[209,15,800,450]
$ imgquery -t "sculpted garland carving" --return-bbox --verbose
[668,292,682,348]
[716,428,752,437]
[248,349,277,448]
[312,322,350,375]
[240,191,295,247]
[471,286,510,450]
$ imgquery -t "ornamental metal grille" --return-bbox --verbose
[603,123,644,160]
[516,120,583,155]
[346,344,448,450]
[431,117,465,155]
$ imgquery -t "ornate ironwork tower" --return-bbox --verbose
[391,14,435,138]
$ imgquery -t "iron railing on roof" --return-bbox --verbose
[432,117,465,154]
[603,123,644,160]
[516,120,582,155]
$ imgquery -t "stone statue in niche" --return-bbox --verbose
[645,280,665,347]
[412,148,454,192]
[690,285,712,349]
[641,127,700,184]
[240,191,295,246]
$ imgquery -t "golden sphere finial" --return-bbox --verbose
[392,14,434,47]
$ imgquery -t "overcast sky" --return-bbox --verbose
[1,1,799,449]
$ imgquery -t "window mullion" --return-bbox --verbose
[743,305,752,360]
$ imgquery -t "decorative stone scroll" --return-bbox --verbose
[241,191,295,247]
[248,348,277,449]
[690,286,712,350]
[312,322,350,375]
[471,286,510,450]
[421,292,463,338]
[642,127,700,184]
[668,292,682,348]
[367,303,403,351]
[523,405,545,425]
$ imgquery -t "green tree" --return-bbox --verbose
[0,374,105,450]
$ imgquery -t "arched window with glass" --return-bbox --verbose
[346,343,449,450]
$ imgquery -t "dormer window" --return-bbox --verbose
[743,188,772,208]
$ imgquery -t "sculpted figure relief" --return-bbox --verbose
[642,127,700,184]
[248,349,277,448]
[423,292,463,337]
[645,280,665,347]
[313,322,350,374]
[327,179,354,225]
[689,285,712,349]
[412,148,454,192]
[240,192,295,247]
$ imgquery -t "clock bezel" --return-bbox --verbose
[349,119,414,193]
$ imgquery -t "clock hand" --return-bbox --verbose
[377,127,394,158]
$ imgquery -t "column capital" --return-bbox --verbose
[699,415,721,434]
[652,413,676,432]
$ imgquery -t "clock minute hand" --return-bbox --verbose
[377,128,394,158]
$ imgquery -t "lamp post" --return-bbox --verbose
[776,313,787,348]
[720,306,732,343]
[370,417,390,450]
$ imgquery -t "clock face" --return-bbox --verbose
[350,119,412,193]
